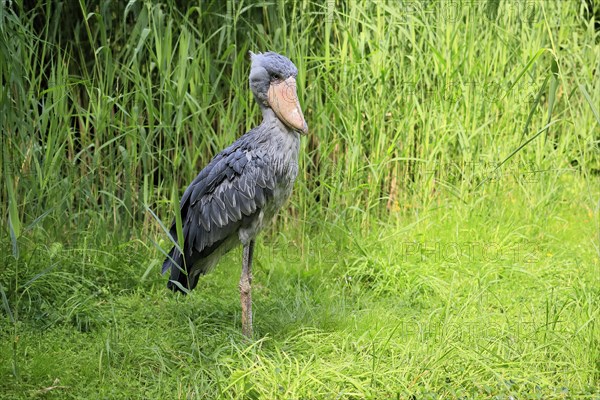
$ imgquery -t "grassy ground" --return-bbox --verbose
[1,172,598,399]
[1,0,599,398]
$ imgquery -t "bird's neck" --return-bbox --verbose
[260,107,290,133]
[257,106,300,160]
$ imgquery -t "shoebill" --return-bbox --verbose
[162,51,308,337]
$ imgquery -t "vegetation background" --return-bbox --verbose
[1,0,599,398]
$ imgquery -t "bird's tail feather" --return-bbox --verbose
[162,247,194,294]
[161,246,178,275]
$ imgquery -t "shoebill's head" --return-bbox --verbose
[248,51,308,134]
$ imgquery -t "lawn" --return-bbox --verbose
[1,0,599,398]
[2,173,598,398]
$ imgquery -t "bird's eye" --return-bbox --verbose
[271,72,282,81]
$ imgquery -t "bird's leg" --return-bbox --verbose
[240,240,255,338]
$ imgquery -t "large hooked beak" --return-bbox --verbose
[267,77,308,134]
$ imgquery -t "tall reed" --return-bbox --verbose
[1,0,598,242]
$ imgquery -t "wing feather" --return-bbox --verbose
[254,186,265,205]
[170,142,274,261]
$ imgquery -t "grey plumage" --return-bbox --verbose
[162,51,307,297]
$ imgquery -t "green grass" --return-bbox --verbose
[1,0,599,398]
[1,174,598,399]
